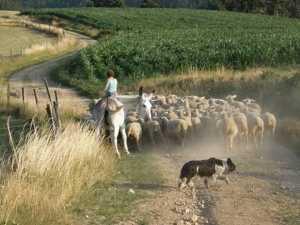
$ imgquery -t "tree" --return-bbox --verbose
[92,0,125,7]
[140,0,162,8]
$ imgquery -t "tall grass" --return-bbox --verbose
[0,122,116,225]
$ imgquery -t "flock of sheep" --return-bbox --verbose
[84,94,277,152]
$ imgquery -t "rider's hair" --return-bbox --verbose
[107,70,114,78]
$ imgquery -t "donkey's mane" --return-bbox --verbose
[115,95,140,103]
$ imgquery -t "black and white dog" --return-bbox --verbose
[178,157,236,189]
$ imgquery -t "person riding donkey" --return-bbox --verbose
[98,69,121,128]
[99,69,118,98]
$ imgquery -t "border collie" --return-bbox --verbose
[178,157,236,189]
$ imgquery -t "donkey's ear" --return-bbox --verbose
[139,87,143,96]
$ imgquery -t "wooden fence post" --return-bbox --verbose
[33,89,38,107]
[22,87,25,108]
[53,91,61,132]
[43,77,52,103]
[10,49,12,61]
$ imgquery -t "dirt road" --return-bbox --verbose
[9,32,300,225]
[9,31,97,109]
[121,141,300,225]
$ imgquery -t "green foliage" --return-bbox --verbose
[26,8,299,80]
[92,0,125,7]
[23,8,300,91]
[141,0,162,8]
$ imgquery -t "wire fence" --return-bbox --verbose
[0,120,48,153]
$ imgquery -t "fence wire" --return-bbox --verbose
[0,120,47,151]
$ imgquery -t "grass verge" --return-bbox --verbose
[0,122,116,225]
[71,152,164,224]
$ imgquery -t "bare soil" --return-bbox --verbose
[121,140,300,225]
[9,32,300,225]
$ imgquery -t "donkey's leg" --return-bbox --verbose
[94,120,101,138]
[110,127,121,159]
[120,123,130,155]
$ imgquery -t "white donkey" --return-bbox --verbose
[92,87,155,158]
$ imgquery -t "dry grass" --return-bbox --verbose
[121,66,298,96]
[121,67,264,95]
[21,31,75,55]
[0,122,116,225]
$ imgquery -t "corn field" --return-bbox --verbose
[22,8,300,79]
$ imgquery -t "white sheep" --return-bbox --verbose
[177,108,194,142]
[160,117,188,148]
[225,95,244,109]
[141,120,168,150]
[248,115,264,148]
[242,106,260,120]
[125,115,137,125]
[261,112,276,143]
[233,113,249,149]
[242,98,262,114]
[218,112,238,151]
[125,122,143,151]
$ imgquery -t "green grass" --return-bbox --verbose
[72,153,164,224]
[0,26,57,59]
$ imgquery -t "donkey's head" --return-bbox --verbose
[137,87,155,122]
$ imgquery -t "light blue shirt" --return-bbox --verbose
[107,78,117,92]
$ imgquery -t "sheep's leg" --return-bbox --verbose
[260,130,263,145]
[159,132,168,150]
[137,135,143,151]
[180,137,185,148]
[180,133,186,148]
[253,133,258,148]
[271,128,275,143]
[119,124,130,155]
[224,136,229,151]
[149,132,155,150]
[245,133,249,149]
[237,134,241,149]
[229,136,234,150]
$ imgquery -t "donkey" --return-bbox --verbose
[92,87,155,158]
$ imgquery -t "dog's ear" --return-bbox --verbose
[227,158,232,163]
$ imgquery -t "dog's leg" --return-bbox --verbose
[187,181,194,187]
[218,175,229,184]
[178,177,187,189]
[204,178,211,188]
[186,176,194,187]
